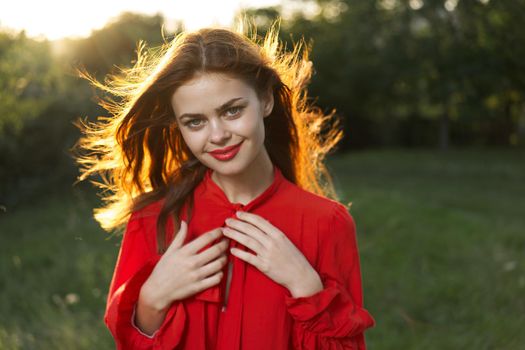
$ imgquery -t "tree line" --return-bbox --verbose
[1,1,523,203]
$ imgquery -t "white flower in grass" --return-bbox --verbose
[65,293,79,305]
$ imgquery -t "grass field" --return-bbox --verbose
[1,148,524,349]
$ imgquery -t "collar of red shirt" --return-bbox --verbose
[201,163,285,212]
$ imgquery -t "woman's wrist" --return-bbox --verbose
[139,281,170,312]
[287,268,324,298]
[135,283,171,336]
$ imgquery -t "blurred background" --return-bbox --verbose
[1,0,524,349]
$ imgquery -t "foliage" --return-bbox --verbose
[245,0,525,149]
[0,13,172,205]
[0,31,63,134]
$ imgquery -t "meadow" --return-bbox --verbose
[1,148,523,349]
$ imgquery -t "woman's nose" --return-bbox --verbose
[209,120,231,143]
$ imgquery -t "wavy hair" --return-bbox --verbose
[75,18,344,254]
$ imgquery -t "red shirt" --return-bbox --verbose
[104,164,375,349]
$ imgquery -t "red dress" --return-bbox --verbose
[104,164,375,349]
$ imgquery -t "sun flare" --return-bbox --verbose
[0,0,281,40]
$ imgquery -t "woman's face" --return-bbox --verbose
[171,72,274,176]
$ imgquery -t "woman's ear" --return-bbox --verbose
[262,90,274,118]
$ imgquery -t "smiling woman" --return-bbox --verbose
[171,72,273,176]
[75,17,375,350]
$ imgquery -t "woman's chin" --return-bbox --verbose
[205,157,257,177]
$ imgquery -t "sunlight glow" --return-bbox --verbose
[0,0,281,40]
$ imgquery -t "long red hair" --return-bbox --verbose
[75,18,344,254]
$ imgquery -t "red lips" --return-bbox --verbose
[208,141,244,155]
[208,141,243,161]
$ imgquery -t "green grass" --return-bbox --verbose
[1,148,524,349]
[328,148,525,349]
[0,190,118,349]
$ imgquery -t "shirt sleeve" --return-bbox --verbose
[284,203,376,350]
[104,211,187,349]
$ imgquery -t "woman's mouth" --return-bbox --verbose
[208,141,244,161]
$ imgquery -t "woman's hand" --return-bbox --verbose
[139,221,230,311]
[223,211,324,298]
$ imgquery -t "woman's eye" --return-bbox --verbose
[185,119,203,128]
[225,106,244,117]
[183,106,244,129]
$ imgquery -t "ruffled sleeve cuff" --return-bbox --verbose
[284,273,340,323]
[283,274,375,338]
[105,256,187,349]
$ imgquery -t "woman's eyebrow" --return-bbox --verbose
[179,97,244,120]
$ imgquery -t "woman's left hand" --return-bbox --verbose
[223,211,324,298]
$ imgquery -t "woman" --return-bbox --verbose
[76,19,375,350]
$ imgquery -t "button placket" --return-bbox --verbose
[221,203,245,312]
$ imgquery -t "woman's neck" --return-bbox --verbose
[210,149,274,205]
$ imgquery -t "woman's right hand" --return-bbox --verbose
[139,220,229,311]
